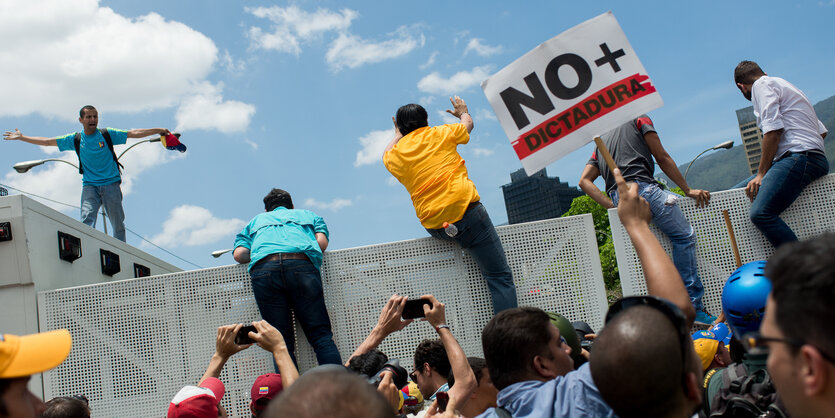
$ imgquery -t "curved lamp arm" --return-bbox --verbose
[13,158,79,173]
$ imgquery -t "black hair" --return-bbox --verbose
[734,61,765,85]
[347,349,389,377]
[42,396,90,418]
[766,233,835,361]
[395,104,429,136]
[413,339,451,379]
[263,188,293,211]
[0,378,11,416]
[78,105,96,118]
[481,307,553,390]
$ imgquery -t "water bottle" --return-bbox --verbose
[443,222,458,237]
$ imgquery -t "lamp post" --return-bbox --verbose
[13,158,79,173]
[684,140,734,181]
[211,248,234,258]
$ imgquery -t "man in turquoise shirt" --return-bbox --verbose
[233,188,341,366]
[3,105,169,242]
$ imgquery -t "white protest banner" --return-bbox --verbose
[481,11,663,175]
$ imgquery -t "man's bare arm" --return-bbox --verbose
[578,164,614,209]
[233,247,251,264]
[345,294,413,366]
[126,128,170,139]
[644,132,710,208]
[446,96,473,133]
[422,295,476,410]
[3,129,57,146]
[745,129,781,201]
[316,233,328,252]
[614,168,695,327]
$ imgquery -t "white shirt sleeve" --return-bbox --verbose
[818,119,828,136]
[752,79,785,134]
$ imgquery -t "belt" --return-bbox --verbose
[786,150,825,157]
[259,252,310,263]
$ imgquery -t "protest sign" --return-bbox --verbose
[481,11,663,175]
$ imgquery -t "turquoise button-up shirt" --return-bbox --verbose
[234,207,329,272]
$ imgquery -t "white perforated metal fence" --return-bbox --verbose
[39,214,607,418]
[610,173,835,317]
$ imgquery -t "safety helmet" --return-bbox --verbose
[721,260,771,338]
[547,312,582,364]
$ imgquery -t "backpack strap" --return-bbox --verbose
[73,132,83,174]
[100,128,124,173]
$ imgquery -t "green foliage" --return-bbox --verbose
[562,193,620,291]
[562,194,610,246]
[669,186,685,196]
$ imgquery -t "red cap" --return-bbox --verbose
[168,377,225,418]
[250,373,283,411]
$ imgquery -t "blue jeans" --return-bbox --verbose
[80,181,126,242]
[427,202,518,315]
[249,258,342,367]
[612,182,705,311]
[734,152,829,248]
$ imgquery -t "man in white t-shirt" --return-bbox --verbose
[733,61,828,248]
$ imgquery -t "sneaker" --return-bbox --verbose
[694,310,717,326]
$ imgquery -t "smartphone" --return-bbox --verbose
[402,298,432,320]
[235,325,257,345]
[436,391,449,412]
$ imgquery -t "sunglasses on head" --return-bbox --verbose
[606,296,690,385]
[743,332,835,364]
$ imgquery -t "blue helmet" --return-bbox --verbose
[721,260,771,338]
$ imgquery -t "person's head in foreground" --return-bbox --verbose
[250,373,282,417]
[760,233,835,418]
[264,365,393,418]
[167,377,226,418]
[0,329,72,418]
[41,395,90,418]
[481,307,574,391]
[591,296,702,418]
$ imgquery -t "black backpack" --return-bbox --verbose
[73,128,124,175]
[703,363,789,418]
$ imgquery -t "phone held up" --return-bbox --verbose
[401,298,432,320]
[235,325,257,345]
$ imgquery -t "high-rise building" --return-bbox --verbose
[502,168,584,224]
[0,186,7,196]
[736,106,763,175]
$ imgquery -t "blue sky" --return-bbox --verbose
[1,0,834,270]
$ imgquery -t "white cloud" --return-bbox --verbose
[419,51,439,70]
[355,129,393,167]
[149,205,246,247]
[386,177,400,187]
[220,50,246,74]
[417,66,493,95]
[175,82,256,133]
[303,197,352,212]
[326,27,424,71]
[246,6,357,55]
[244,138,259,150]
[436,110,459,125]
[464,38,503,57]
[419,96,435,106]
[468,147,494,157]
[476,108,498,121]
[0,0,222,121]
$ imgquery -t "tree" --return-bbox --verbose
[562,194,619,292]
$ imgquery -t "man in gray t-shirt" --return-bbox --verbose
[579,115,715,325]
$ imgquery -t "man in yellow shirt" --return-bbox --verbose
[383,96,517,314]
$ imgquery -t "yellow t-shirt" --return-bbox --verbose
[383,124,480,229]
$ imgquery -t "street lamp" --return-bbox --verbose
[684,140,734,181]
[13,158,79,173]
[211,248,234,258]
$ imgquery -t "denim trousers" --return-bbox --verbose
[249,259,342,367]
[612,182,705,311]
[734,152,829,248]
[427,202,518,315]
[80,182,126,242]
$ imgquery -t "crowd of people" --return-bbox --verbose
[1,60,833,417]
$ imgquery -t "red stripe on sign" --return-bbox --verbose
[511,73,657,160]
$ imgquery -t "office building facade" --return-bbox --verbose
[502,168,584,224]
[736,106,763,175]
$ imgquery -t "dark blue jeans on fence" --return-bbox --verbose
[249,258,342,367]
[733,152,829,248]
[427,202,518,315]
